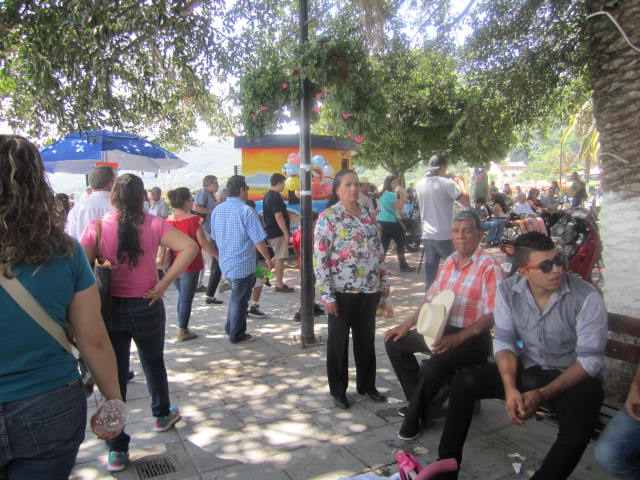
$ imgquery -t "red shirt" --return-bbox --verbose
[426,248,505,328]
[167,214,204,272]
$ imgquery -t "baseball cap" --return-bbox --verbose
[425,154,447,172]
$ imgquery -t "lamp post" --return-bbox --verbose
[298,0,320,347]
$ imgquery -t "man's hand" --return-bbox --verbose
[324,301,338,317]
[626,384,640,421]
[384,322,410,343]
[430,331,465,354]
[504,387,526,426]
[265,257,274,272]
[520,389,544,420]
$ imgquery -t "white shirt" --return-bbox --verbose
[513,201,534,216]
[65,190,114,239]
[415,175,461,241]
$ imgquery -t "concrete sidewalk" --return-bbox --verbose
[72,249,613,480]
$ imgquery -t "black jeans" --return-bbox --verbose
[404,329,491,426]
[436,362,604,480]
[327,292,381,398]
[384,328,491,416]
[379,221,410,268]
[206,256,222,298]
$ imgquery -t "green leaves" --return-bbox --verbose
[0,0,234,149]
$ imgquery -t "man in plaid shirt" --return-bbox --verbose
[384,210,505,441]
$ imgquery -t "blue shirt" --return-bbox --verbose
[210,197,267,279]
[0,242,95,402]
[377,191,399,222]
[194,187,217,235]
[493,273,608,377]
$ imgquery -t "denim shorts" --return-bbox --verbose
[0,380,86,480]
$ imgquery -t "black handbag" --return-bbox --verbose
[94,217,112,325]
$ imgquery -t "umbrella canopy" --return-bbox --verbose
[40,130,187,174]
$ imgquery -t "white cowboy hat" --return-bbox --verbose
[416,289,455,347]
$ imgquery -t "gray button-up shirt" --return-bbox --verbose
[493,273,607,377]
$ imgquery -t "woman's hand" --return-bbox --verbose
[324,301,339,316]
[143,283,167,305]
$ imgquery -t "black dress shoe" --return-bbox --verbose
[333,396,350,409]
[357,388,387,402]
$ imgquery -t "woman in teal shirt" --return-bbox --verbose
[377,176,415,272]
[0,135,122,479]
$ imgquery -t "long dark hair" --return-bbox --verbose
[326,169,358,208]
[492,192,508,214]
[382,175,396,192]
[0,135,74,276]
[111,174,145,267]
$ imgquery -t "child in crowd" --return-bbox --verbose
[245,200,269,317]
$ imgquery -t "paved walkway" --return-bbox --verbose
[72,249,613,480]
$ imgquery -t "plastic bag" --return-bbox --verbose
[377,297,394,318]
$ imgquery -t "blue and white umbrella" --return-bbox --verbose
[40,130,187,174]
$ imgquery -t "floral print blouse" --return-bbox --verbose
[313,201,388,304]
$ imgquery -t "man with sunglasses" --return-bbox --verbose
[430,232,607,479]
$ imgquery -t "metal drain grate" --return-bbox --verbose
[135,456,178,479]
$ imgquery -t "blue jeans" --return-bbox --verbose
[595,407,640,479]
[226,274,256,343]
[0,381,86,480]
[481,218,506,243]
[422,239,455,291]
[106,297,171,452]
[173,270,200,329]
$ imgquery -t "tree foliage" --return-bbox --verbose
[1,0,240,149]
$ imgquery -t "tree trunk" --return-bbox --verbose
[586,0,640,400]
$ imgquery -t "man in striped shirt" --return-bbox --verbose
[384,210,505,441]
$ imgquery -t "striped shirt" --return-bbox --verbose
[210,197,266,279]
[426,247,505,328]
[493,273,607,377]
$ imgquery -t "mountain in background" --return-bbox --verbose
[47,139,241,194]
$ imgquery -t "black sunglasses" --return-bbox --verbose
[521,253,564,274]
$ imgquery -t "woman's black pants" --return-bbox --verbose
[379,221,410,268]
[327,292,381,398]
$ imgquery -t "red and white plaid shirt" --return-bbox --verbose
[426,248,505,328]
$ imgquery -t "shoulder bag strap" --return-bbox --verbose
[0,272,75,355]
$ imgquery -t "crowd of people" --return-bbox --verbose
[1,134,635,480]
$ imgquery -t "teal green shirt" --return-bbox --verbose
[377,191,399,222]
[0,241,95,402]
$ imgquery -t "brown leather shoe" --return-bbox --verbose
[275,284,294,293]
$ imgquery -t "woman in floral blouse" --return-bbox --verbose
[313,169,389,409]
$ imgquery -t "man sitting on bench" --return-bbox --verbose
[384,211,505,440]
[431,231,608,480]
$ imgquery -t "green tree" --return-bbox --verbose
[1,0,238,149]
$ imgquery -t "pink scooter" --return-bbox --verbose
[396,452,458,480]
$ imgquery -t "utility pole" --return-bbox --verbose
[298,0,320,347]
